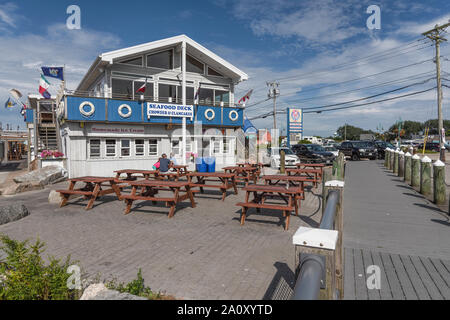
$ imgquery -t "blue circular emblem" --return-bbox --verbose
[291,110,300,121]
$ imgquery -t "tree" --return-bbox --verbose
[336,125,374,140]
[388,121,423,139]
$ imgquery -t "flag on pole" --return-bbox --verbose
[39,74,51,99]
[238,89,253,104]
[136,77,147,93]
[9,89,23,101]
[41,66,64,81]
[4,98,16,109]
[194,87,200,100]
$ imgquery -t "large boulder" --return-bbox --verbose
[14,166,67,186]
[2,182,44,196]
[0,203,30,225]
[80,283,147,300]
[48,190,62,204]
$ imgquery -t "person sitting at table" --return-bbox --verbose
[158,153,173,173]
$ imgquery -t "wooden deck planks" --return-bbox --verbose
[371,251,392,300]
[409,256,444,300]
[399,254,430,300]
[353,249,368,300]
[379,252,405,299]
[362,249,381,300]
[343,248,356,300]
[420,256,450,299]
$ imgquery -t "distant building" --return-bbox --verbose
[360,134,375,141]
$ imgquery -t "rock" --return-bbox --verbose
[80,283,147,300]
[14,166,67,186]
[2,182,44,195]
[48,190,62,204]
[0,203,30,225]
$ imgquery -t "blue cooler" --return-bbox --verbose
[206,157,216,172]
[196,157,207,172]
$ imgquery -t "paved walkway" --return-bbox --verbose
[343,160,450,300]
[0,176,323,300]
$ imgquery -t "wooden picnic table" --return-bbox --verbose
[223,166,259,186]
[56,176,122,210]
[187,172,238,201]
[171,165,189,177]
[286,168,322,187]
[121,180,196,218]
[236,184,303,230]
[114,169,157,181]
[236,162,264,176]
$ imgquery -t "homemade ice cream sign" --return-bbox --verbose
[147,103,194,121]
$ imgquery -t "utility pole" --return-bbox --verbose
[423,21,450,162]
[267,82,280,130]
[344,123,347,141]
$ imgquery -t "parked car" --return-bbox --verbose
[418,142,440,152]
[338,141,377,161]
[323,145,339,157]
[374,140,395,159]
[291,144,335,164]
[262,147,299,168]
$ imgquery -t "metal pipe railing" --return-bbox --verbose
[291,190,340,300]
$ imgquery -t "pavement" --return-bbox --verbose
[0,170,323,300]
[343,160,450,299]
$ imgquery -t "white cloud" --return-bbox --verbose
[0,18,121,129]
[0,2,18,30]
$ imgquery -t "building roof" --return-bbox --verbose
[77,34,248,91]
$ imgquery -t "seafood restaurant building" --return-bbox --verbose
[54,35,248,178]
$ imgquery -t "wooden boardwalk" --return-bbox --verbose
[343,160,450,300]
[344,248,450,300]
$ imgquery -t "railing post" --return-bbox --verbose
[390,149,395,171]
[332,152,345,181]
[420,156,432,196]
[404,152,412,183]
[433,160,446,205]
[411,154,421,188]
[384,148,389,168]
[398,151,405,178]
[280,149,285,174]
[324,182,345,300]
[393,149,399,174]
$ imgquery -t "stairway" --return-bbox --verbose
[37,126,58,151]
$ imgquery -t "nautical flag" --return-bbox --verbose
[194,87,200,100]
[136,78,147,93]
[4,98,16,109]
[41,66,64,81]
[39,74,51,99]
[9,89,23,101]
[238,89,253,104]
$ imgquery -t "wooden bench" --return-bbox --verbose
[56,176,121,210]
[187,172,238,201]
[223,166,258,186]
[122,180,195,218]
[236,185,303,230]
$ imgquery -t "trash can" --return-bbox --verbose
[206,157,216,172]
[195,157,207,172]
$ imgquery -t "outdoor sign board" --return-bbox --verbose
[147,103,194,121]
[287,108,303,147]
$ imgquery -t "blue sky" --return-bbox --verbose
[1,0,450,136]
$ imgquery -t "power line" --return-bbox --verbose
[244,59,433,111]
[247,86,436,119]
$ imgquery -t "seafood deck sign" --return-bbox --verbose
[147,103,194,120]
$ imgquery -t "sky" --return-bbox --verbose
[1,0,450,136]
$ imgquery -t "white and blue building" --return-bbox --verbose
[54,35,248,178]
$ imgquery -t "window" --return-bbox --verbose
[89,139,101,158]
[158,84,178,102]
[135,139,144,156]
[186,55,204,74]
[112,78,133,99]
[176,86,195,103]
[147,50,173,69]
[212,138,221,154]
[121,140,130,157]
[171,139,180,156]
[149,139,158,156]
[215,90,229,105]
[223,137,231,154]
[106,140,116,157]
[119,56,143,66]
[208,67,223,77]
[134,81,154,99]
[199,88,214,105]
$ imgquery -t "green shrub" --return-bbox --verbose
[297,140,312,144]
[0,234,81,300]
[106,269,173,300]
